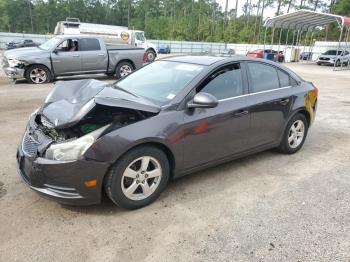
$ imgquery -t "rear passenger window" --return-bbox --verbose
[247,63,279,92]
[199,63,243,100]
[79,38,101,51]
[277,69,290,87]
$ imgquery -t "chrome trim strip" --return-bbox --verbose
[218,86,292,102]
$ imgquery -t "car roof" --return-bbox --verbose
[162,55,227,66]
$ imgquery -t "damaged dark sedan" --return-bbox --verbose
[17,56,318,209]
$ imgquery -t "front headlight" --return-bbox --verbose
[8,59,24,67]
[45,125,109,161]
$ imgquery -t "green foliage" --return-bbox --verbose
[0,0,346,42]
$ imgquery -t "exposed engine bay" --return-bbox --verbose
[34,105,154,142]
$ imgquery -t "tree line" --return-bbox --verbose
[0,0,349,44]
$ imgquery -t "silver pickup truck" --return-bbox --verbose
[2,35,145,84]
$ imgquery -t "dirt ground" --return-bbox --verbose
[0,62,349,262]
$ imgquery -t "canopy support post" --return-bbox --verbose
[277,28,283,61]
[263,27,268,51]
[334,25,344,71]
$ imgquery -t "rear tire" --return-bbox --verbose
[146,49,156,62]
[115,61,134,79]
[104,146,170,209]
[25,65,51,84]
[278,113,308,154]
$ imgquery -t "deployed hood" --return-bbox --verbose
[41,79,160,129]
[4,47,49,60]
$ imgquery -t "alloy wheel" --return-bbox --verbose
[121,156,162,201]
[288,120,305,149]
[30,68,47,83]
[119,65,132,77]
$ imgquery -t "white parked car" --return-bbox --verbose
[317,49,350,66]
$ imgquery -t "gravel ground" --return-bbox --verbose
[0,62,349,262]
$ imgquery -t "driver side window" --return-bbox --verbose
[198,63,243,100]
[56,39,78,52]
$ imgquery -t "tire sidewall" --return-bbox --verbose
[115,61,133,79]
[280,113,309,154]
[25,65,51,84]
[105,146,170,209]
[146,50,156,62]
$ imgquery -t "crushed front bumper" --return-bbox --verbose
[4,66,25,79]
[16,118,110,205]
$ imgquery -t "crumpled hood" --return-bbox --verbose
[4,47,49,60]
[41,79,160,129]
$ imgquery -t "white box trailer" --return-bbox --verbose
[54,18,157,62]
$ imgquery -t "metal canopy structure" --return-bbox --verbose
[264,10,350,32]
[263,10,350,71]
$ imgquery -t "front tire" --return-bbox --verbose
[104,146,170,209]
[278,113,309,154]
[25,65,51,84]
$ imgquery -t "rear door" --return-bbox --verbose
[182,62,251,169]
[245,62,295,147]
[79,38,108,73]
[51,38,82,75]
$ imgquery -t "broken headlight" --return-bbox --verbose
[45,125,109,161]
[8,59,24,67]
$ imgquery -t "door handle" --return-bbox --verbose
[279,98,290,105]
[72,54,80,57]
[98,54,105,56]
[233,110,249,117]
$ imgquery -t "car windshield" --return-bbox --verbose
[39,37,63,51]
[323,50,341,55]
[114,61,204,105]
[135,32,145,42]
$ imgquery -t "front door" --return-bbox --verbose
[51,38,82,75]
[182,63,251,170]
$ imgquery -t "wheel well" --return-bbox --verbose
[135,142,175,178]
[146,48,156,54]
[297,109,311,126]
[116,59,135,70]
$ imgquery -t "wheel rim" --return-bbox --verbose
[121,156,162,201]
[288,120,305,149]
[119,65,132,77]
[147,52,155,62]
[30,68,47,83]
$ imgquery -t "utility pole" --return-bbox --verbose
[223,0,228,38]
[27,0,34,33]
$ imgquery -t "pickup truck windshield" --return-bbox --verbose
[39,37,63,51]
[115,61,204,105]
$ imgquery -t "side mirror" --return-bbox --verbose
[53,49,59,54]
[187,92,218,109]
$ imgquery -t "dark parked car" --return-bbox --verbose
[157,44,171,54]
[17,56,318,209]
[300,51,312,61]
[5,39,38,50]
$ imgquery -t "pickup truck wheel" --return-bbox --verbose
[115,62,133,79]
[25,65,51,84]
[146,49,156,62]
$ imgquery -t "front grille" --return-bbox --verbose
[22,132,40,157]
[320,57,330,61]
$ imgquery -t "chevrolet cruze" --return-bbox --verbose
[17,56,318,209]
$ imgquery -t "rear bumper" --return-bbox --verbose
[4,66,25,79]
[17,146,110,205]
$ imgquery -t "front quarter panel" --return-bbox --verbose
[84,110,184,174]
